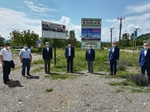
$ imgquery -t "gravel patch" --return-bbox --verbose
[0,55,150,112]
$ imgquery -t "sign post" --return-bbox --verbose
[41,21,66,65]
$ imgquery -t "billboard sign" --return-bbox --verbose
[41,21,66,39]
[81,18,101,49]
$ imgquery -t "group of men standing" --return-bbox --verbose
[0,41,150,85]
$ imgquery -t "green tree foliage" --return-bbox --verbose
[69,30,77,46]
[0,35,5,46]
[10,30,39,48]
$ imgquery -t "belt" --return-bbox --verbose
[23,58,30,60]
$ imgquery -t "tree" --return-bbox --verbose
[0,35,5,46]
[121,33,130,47]
[69,30,77,46]
[10,30,39,48]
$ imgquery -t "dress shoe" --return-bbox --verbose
[27,74,32,76]
[48,72,51,74]
[5,81,11,85]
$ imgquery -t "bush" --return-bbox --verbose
[127,74,149,86]
[118,59,130,71]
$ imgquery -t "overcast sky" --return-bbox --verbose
[0,0,150,42]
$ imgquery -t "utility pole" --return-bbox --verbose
[109,27,114,45]
[117,17,125,42]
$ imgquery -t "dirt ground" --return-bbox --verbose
[0,54,150,112]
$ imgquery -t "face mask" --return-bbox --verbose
[7,46,10,49]
[68,44,71,47]
[46,45,49,47]
[144,46,148,50]
[112,45,115,47]
[88,47,91,49]
[24,46,28,49]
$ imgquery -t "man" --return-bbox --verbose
[139,42,150,82]
[85,45,95,73]
[19,44,32,77]
[108,42,120,75]
[42,42,53,74]
[65,42,75,73]
[0,43,13,84]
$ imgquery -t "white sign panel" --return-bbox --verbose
[41,21,66,39]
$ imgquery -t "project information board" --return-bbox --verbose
[81,18,101,49]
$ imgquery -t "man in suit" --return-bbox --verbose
[139,42,150,82]
[108,42,120,75]
[85,45,95,73]
[65,42,75,73]
[42,42,53,74]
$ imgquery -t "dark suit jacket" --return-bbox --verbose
[85,49,95,61]
[65,46,75,58]
[109,47,120,61]
[42,47,53,59]
[139,49,150,66]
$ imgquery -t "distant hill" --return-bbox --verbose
[137,33,150,42]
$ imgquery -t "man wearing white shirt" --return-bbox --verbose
[0,43,13,84]
[139,42,150,83]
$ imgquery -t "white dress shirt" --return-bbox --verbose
[144,50,147,56]
[47,47,49,52]
[68,47,71,56]
[112,48,115,53]
[0,48,12,61]
[89,49,91,54]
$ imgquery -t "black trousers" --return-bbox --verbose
[3,61,11,83]
[67,56,73,72]
[141,63,150,82]
[110,59,117,75]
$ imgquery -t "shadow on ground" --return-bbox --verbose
[92,72,107,75]
[26,76,40,79]
[8,80,23,87]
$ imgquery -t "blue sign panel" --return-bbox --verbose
[134,30,137,41]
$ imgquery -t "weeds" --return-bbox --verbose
[45,88,53,92]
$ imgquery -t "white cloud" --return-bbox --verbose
[125,2,150,14]
[0,8,41,38]
[0,8,81,41]
[103,12,150,42]
[24,1,58,12]
[60,16,81,40]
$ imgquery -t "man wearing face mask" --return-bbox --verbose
[0,43,13,84]
[85,45,95,73]
[139,42,150,83]
[19,44,32,77]
[108,42,120,76]
[42,42,53,74]
[65,42,75,73]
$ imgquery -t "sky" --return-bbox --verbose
[0,0,150,42]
